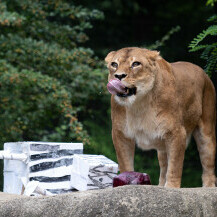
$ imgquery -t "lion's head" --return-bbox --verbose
[105,47,161,106]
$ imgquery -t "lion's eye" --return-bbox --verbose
[132,61,141,67]
[111,62,118,68]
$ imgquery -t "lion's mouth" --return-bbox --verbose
[107,79,137,97]
[117,87,137,97]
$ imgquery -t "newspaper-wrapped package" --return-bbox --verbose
[3,141,83,195]
[71,154,118,191]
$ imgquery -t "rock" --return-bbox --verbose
[0,186,217,217]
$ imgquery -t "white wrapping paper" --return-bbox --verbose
[71,154,118,191]
[3,141,83,195]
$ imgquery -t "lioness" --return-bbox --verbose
[105,47,216,188]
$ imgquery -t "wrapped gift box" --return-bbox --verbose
[2,141,83,195]
[71,154,118,191]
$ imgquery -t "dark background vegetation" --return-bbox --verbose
[0,0,216,190]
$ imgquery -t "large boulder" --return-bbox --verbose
[0,186,217,217]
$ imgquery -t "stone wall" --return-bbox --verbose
[0,186,217,217]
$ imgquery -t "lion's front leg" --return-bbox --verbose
[157,150,168,186]
[112,129,135,172]
[111,95,135,172]
[164,128,186,188]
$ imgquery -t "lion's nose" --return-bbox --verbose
[114,74,127,80]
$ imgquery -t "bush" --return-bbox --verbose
[0,0,106,145]
[0,60,89,143]
[0,0,107,190]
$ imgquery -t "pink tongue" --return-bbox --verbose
[107,79,127,95]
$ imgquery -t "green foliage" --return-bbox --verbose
[0,60,88,143]
[0,2,25,26]
[0,35,107,109]
[189,16,217,76]
[0,0,106,147]
[206,0,217,6]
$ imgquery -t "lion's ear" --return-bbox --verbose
[148,50,162,61]
[105,51,116,63]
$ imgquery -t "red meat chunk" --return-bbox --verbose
[113,171,151,187]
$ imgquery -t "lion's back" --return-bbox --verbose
[170,61,215,132]
[171,61,207,99]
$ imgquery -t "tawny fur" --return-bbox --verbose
[105,47,216,188]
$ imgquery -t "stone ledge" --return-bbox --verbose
[0,186,217,217]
